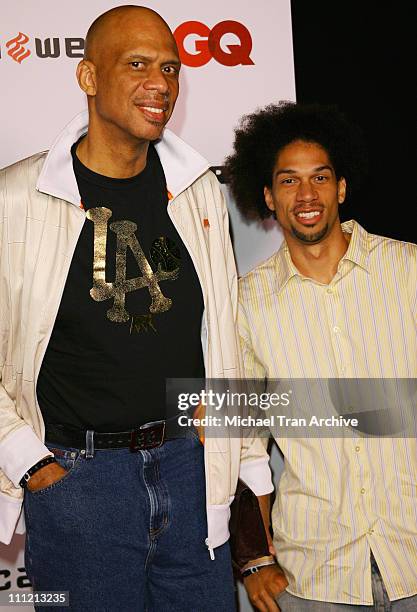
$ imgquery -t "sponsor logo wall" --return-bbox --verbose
[0,1,295,609]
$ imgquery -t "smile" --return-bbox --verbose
[296,211,320,219]
[141,106,164,114]
[136,104,168,124]
[294,209,324,226]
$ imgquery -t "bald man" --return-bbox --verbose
[0,5,273,611]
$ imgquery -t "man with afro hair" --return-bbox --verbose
[226,102,417,611]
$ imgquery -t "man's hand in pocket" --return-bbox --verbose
[27,461,68,492]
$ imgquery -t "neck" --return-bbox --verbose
[285,221,350,284]
[76,115,150,178]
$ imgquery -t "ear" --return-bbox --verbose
[264,186,275,212]
[337,177,346,204]
[76,60,97,96]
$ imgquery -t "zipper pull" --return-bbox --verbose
[205,538,215,560]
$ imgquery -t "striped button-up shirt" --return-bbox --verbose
[238,221,417,604]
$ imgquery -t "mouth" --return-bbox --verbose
[136,103,169,125]
[293,208,324,226]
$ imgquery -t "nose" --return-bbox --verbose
[143,67,170,95]
[296,179,318,203]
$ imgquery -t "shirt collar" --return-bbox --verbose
[339,220,370,272]
[274,242,299,293]
[274,219,370,293]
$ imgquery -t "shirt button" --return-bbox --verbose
[326,287,334,294]
[369,529,374,534]
[355,446,360,452]
[360,488,366,494]
[333,326,341,333]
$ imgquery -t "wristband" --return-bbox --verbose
[241,559,277,577]
[19,456,57,488]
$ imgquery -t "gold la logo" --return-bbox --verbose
[86,207,180,323]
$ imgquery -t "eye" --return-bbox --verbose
[162,65,180,75]
[281,177,296,184]
[315,175,328,182]
[130,61,144,69]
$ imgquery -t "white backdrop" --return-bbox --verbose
[0,1,295,609]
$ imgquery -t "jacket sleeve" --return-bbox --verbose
[0,169,52,490]
[237,297,273,495]
[218,180,273,495]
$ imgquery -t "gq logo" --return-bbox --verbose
[174,20,254,67]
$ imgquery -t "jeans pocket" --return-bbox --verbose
[27,447,83,496]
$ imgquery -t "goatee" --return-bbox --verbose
[291,223,328,244]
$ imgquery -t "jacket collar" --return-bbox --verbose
[36,109,209,206]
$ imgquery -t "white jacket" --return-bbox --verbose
[0,111,273,551]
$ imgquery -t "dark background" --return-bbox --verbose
[291,1,415,243]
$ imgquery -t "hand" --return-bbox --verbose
[26,461,68,492]
[244,565,288,612]
[192,403,205,444]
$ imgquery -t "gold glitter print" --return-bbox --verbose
[130,314,157,334]
[86,207,180,323]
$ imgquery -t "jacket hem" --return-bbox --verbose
[206,501,232,549]
[0,491,23,545]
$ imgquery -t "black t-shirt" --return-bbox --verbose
[36,142,205,431]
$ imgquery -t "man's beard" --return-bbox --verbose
[291,223,329,244]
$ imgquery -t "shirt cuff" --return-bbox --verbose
[239,456,274,496]
[0,425,52,488]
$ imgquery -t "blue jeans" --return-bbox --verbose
[24,435,236,612]
[276,556,417,611]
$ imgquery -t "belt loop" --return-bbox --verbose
[85,430,95,459]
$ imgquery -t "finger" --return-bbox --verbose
[267,571,288,590]
[259,591,280,612]
[250,596,268,612]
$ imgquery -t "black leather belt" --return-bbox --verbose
[45,419,188,452]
